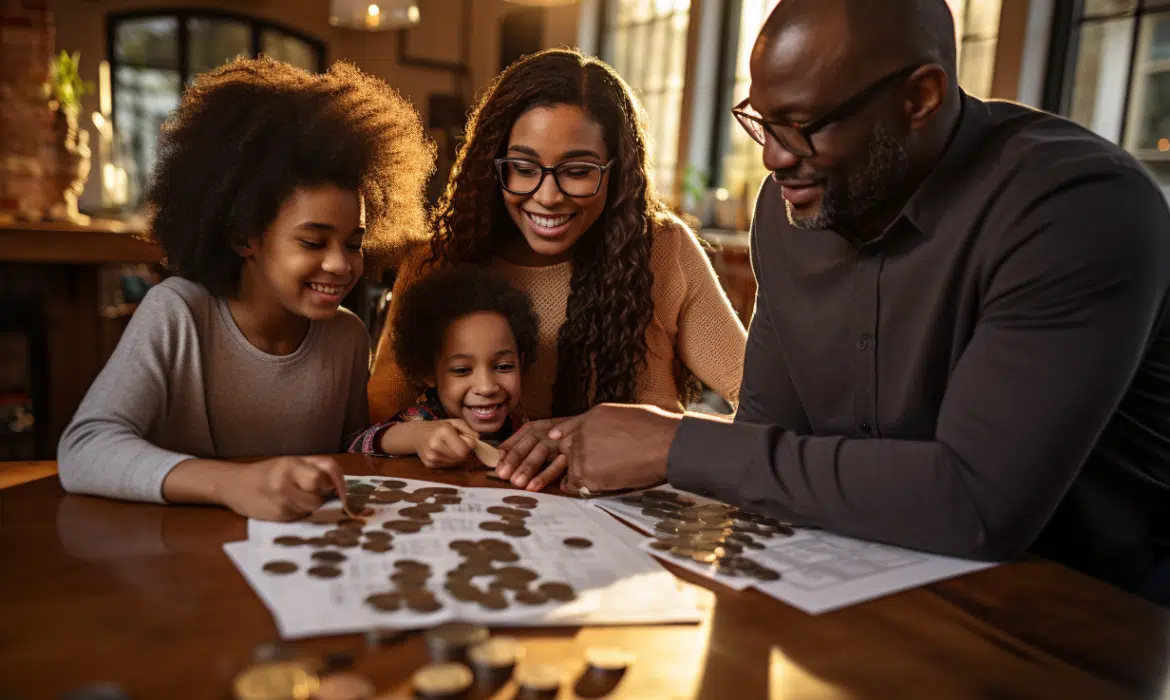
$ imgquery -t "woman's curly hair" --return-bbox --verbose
[146,57,435,295]
[393,265,539,388]
[430,48,670,415]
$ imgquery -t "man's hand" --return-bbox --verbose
[496,418,573,491]
[217,455,348,521]
[413,420,478,469]
[557,404,682,496]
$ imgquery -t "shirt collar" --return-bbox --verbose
[900,91,991,235]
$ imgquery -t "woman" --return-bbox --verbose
[368,48,745,490]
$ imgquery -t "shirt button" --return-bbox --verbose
[856,336,870,351]
[860,422,872,435]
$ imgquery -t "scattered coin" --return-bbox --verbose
[486,505,530,518]
[306,537,332,548]
[382,520,423,534]
[649,540,673,551]
[314,672,375,700]
[562,537,593,549]
[307,565,343,579]
[366,592,402,612]
[273,536,304,547]
[501,527,531,538]
[477,521,509,532]
[412,662,473,699]
[404,590,443,613]
[311,551,347,563]
[337,518,365,530]
[477,589,508,610]
[513,589,549,606]
[363,530,393,541]
[349,483,376,495]
[262,561,298,575]
[379,479,408,489]
[538,581,576,602]
[501,495,538,508]
[233,661,319,700]
[361,541,393,553]
[432,494,462,505]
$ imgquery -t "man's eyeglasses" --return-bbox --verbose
[732,64,925,157]
[494,158,617,198]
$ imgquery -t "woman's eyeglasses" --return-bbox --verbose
[494,158,616,197]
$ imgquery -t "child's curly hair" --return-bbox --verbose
[146,57,435,295]
[393,265,539,388]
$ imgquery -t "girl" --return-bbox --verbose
[57,57,434,521]
[367,48,747,492]
[350,265,538,468]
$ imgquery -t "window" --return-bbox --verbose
[109,11,325,208]
[1056,0,1170,197]
[715,0,1003,202]
[601,0,691,198]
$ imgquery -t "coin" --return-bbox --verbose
[514,663,561,693]
[403,590,443,613]
[562,537,593,549]
[445,581,483,602]
[273,536,304,547]
[306,537,332,548]
[585,647,634,672]
[349,483,376,495]
[337,518,366,530]
[363,530,393,541]
[379,479,408,489]
[468,636,523,670]
[749,567,782,582]
[382,520,423,534]
[486,505,530,518]
[432,494,462,505]
[648,539,673,551]
[412,662,473,698]
[478,521,509,532]
[495,566,538,583]
[513,589,549,606]
[311,551,347,563]
[448,539,476,553]
[314,672,375,700]
[501,527,531,538]
[262,561,298,575]
[361,541,393,553]
[537,582,576,602]
[233,661,319,700]
[501,495,538,508]
[395,559,431,571]
[365,592,402,612]
[404,491,433,504]
[369,491,401,504]
[478,589,508,610]
[307,565,342,579]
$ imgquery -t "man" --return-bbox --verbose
[501,0,1170,602]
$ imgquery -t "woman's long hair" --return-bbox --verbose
[430,48,669,415]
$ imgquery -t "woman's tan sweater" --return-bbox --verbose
[368,220,747,422]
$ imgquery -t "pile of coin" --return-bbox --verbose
[623,489,790,581]
[444,538,577,610]
[477,494,538,538]
[365,560,443,613]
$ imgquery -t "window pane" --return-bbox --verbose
[262,30,318,72]
[113,66,181,208]
[114,17,178,67]
[1125,13,1170,153]
[958,37,997,97]
[188,17,251,78]
[1068,17,1136,142]
[1083,0,1138,18]
[964,0,1002,38]
[1145,13,1170,61]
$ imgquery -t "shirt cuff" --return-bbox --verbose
[666,414,750,505]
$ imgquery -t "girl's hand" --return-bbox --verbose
[496,417,578,491]
[217,455,348,521]
[414,419,478,469]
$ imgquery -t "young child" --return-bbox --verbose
[350,265,538,468]
[57,57,434,521]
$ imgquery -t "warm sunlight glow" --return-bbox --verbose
[715,188,730,201]
[1158,138,1169,152]
[367,3,380,16]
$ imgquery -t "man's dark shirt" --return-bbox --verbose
[668,93,1170,592]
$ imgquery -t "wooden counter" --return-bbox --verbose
[0,217,162,265]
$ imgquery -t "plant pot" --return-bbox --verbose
[42,107,91,224]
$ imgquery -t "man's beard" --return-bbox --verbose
[781,123,911,231]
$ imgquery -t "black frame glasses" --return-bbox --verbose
[732,63,925,157]
[493,158,617,197]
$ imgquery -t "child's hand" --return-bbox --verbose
[414,419,479,469]
[218,455,347,521]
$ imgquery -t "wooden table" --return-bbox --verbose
[2,455,1168,699]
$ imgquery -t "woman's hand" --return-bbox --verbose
[214,455,349,521]
[496,417,579,491]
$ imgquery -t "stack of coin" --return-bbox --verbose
[411,662,473,700]
[513,663,561,700]
[233,660,319,700]
[424,621,489,664]
[624,489,789,582]
[314,671,376,700]
[467,636,523,689]
[574,647,634,698]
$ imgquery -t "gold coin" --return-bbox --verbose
[314,671,376,700]
[233,661,319,700]
[412,662,473,695]
[514,663,561,691]
[585,646,635,671]
[468,636,524,668]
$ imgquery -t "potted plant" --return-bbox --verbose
[42,50,94,224]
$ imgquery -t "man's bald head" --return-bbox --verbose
[758,0,957,84]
